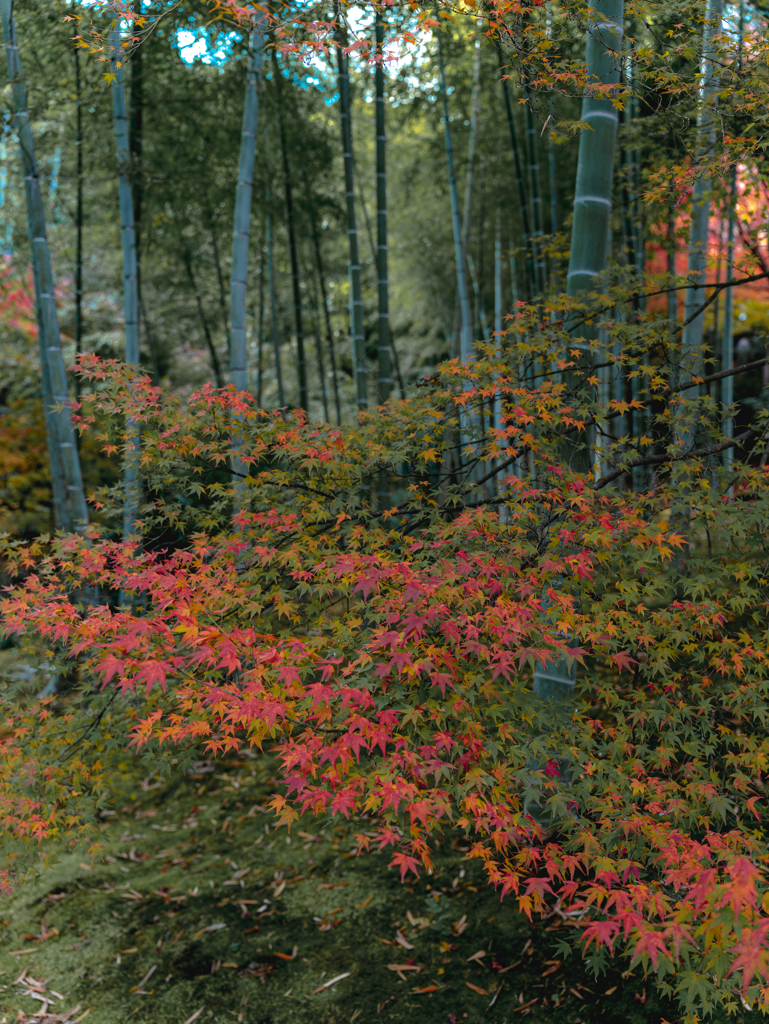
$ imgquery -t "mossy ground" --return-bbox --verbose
[0,753,760,1024]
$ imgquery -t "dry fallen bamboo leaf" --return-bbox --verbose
[311,971,351,994]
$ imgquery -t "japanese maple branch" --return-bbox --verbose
[591,427,760,491]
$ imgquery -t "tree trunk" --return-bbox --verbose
[335,9,367,410]
[566,0,624,298]
[229,23,263,398]
[721,1,743,471]
[307,257,330,421]
[74,43,83,406]
[681,0,723,382]
[273,50,308,412]
[0,0,89,534]
[129,0,145,336]
[265,147,286,409]
[182,249,224,388]
[460,27,483,283]
[437,30,473,364]
[532,0,624,748]
[256,244,265,407]
[375,12,392,404]
[496,45,535,300]
[128,2,159,386]
[547,98,558,291]
[310,212,341,424]
[524,87,546,294]
[110,28,141,540]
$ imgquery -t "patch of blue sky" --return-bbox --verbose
[177,27,241,65]
[173,5,428,105]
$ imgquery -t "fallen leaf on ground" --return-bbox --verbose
[22,925,59,942]
[193,923,227,940]
[413,985,438,994]
[467,950,485,963]
[311,971,351,994]
[466,982,488,995]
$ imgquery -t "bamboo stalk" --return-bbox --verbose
[532,0,624,745]
[548,100,558,291]
[375,11,392,403]
[494,219,504,491]
[256,246,265,407]
[73,41,83,407]
[264,118,285,411]
[273,50,308,412]
[566,0,624,299]
[467,254,490,343]
[229,23,264,399]
[496,44,535,299]
[110,28,141,540]
[0,0,88,533]
[437,29,473,364]
[182,249,224,388]
[524,86,546,294]
[335,7,367,410]
[680,0,723,380]
[309,210,341,424]
[307,259,330,421]
[721,0,743,471]
[460,26,483,270]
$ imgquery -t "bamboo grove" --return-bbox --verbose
[1,0,769,1018]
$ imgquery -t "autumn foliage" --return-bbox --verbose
[0,293,767,1017]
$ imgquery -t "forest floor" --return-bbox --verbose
[0,750,758,1024]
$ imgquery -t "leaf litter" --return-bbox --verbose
[0,752,692,1023]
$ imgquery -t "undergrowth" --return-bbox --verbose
[0,747,751,1024]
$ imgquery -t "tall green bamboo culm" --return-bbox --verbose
[229,22,264,408]
[524,87,546,294]
[110,28,141,539]
[437,30,473,365]
[375,12,392,404]
[493,219,504,489]
[273,52,308,412]
[460,27,483,283]
[721,171,736,471]
[309,209,342,425]
[73,41,84,405]
[307,263,330,422]
[566,0,623,298]
[335,10,367,410]
[496,44,535,300]
[680,0,723,381]
[265,171,285,408]
[532,0,624,725]
[548,103,558,290]
[0,0,89,534]
[722,1,743,471]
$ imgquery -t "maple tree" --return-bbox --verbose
[1,276,769,1017]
